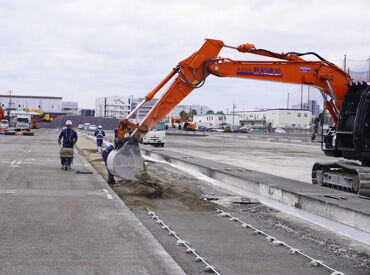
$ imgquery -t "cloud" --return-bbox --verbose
[0,0,368,109]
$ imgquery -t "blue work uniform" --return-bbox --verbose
[101,144,116,184]
[94,129,105,147]
[58,128,78,148]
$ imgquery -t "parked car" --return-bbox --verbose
[78,124,84,130]
[84,123,91,130]
[275,128,286,134]
[214,127,224,132]
[89,125,97,131]
[0,119,9,129]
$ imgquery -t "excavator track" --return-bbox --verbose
[312,161,370,197]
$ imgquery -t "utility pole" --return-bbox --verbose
[8,90,12,123]
[343,54,347,72]
[307,86,310,111]
[368,56,370,82]
[300,85,303,109]
[232,102,236,131]
[287,92,290,109]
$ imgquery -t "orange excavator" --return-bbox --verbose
[0,106,4,121]
[171,117,196,130]
[108,39,369,196]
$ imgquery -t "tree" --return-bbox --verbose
[216,111,224,115]
[206,110,214,115]
[189,109,197,121]
[179,110,188,120]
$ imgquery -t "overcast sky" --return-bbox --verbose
[0,0,369,111]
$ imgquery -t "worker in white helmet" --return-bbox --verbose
[58,120,78,170]
[94,125,105,152]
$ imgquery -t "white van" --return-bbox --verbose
[143,120,166,147]
[84,123,91,131]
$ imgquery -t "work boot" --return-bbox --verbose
[108,180,120,187]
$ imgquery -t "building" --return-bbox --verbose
[80,109,95,117]
[95,96,132,118]
[95,96,158,121]
[0,94,63,115]
[131,98,158,120]
[292,100,321,117]
[169,105,209,118]
[237,108,312,129]
[193,114,240,128]
[62,101,79,115]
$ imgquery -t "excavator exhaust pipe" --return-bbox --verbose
[107,140,145,181]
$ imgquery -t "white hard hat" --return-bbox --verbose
[66,120,72,125]
[98,125,102,129]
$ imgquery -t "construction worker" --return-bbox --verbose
[94,125,105,152]
[101,144,120,187]
[58,120,78,169]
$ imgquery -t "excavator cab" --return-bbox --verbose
[323,82,370,165]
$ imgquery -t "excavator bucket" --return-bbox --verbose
[107,140,145,181]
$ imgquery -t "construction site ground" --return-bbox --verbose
[78,130,369,274]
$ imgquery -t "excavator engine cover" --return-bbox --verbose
[107,140,145,181]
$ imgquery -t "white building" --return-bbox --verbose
[0,94,63,115]
[292,100,321,117]
[62,101,79,115]
[237,108,312,129]
[95,96,132,118]
[193,114,240,128]
[169,105,209,118]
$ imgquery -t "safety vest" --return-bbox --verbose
[96,130,104,138]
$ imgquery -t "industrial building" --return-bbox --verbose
[193,114,240,128]
[237,108,312,129]
[95,96,158,121]
[291,100,321,117]
[0,94,79,116]
[0,94,63,115]
[95,96,131,118]
[62,101,79,115]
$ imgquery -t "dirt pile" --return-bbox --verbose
[76,137,221,212]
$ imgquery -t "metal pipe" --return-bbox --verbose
[126,99,146,119]
[325,79,338,102]
[223,44,238,50]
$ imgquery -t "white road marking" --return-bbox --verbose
[102,189,109,193]
[17,161,21,165]
[6,190,16,194]
[106,194,113,200]
[11,160,15,165]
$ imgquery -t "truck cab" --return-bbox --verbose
[0,119,9,129]
[15,115,31,131]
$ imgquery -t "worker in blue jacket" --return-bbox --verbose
[94,125,105,152]
[101,143,120,186]
[58,120,78,169]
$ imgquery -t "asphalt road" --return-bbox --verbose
[0,129,184,274]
